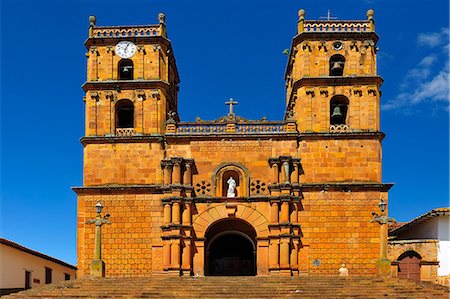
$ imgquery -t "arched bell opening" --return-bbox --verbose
[329,54,345,76]
[118,59,134,80]
[330,95,349,126]
[205,218,257,276]
[115,99,135,129]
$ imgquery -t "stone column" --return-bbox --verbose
[183,161,192,186]
[171,240,180,269]
[162,161,172,185]
[280,238,290,269]
[291,159,300,184]
[182,202,191,226]
[270,201,279,224]
[163,203,172,225]
[163,242,171,270]
[182,240,191,273]
[269,238,279,269]
[269,158,279,184]
[290,202,298,223]
[291,240,299,272]
[172,202,181,224]
[171,157,183,185]
[280,201,290,223]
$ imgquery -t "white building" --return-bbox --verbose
[0,238,77,296]
[389,207,449,284]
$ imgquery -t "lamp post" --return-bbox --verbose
[86,201,111,277]
[371,199,396,277]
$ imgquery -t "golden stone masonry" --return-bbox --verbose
[73,9,393,277]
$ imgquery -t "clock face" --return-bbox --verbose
[115,41,137,58]
[333,41,343,51]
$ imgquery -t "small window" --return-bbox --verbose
[329,54,345,76]
[118,59,134,80]
[45,267,52,284]
[25,271,31,289]
[330,95,349,126]
[115,99,134,128]
[64,273,71,281]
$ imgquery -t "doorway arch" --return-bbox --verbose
[205,219,256,276]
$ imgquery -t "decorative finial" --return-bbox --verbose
[158,13,166,24]
[89,15,96,27]
[367,9,375,31]
[298,9,305,20]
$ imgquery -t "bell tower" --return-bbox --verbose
[83,13,180,138]
[285,9,380,133]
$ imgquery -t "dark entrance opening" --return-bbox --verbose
[205,219,256,276]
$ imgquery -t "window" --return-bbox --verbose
[330,95,349,126]
[115,99,134,128]
[25,271,31,289]
[329,54,345,76]
[64,273,71,281]
[118,59,134,80]
[45,267,52,284]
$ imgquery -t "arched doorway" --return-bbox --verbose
[398,251,421,281]
[205,219,256,276]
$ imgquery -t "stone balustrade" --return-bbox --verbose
[303,21,370,33]
[92,25,162,38]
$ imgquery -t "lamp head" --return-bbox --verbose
[95,201,103,214]
[378,198,387,213]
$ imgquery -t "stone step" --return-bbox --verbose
[4,276,449,299]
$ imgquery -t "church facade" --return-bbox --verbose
[74,9,392,277]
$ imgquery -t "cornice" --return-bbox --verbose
[297,182,393,192]
[72,184,166,195]
[82,80,170,92]
[84,35,172,49]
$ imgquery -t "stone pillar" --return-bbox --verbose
[291,159,300,184]
[291,240,299,273]
[183,161,192,186]
[182,202,191,226]
[162,161,172,185]
[290,202,298,223]
[171,158,183,184]
[280,201,290,223]
[171,240,180,269]
[280,238,290,269]
[163,242,171,269]
[269,238,279,269]
[193,240,204,276]
[172,202,181,224]
[163,203,171,225]
[269,159,279,184]
[270,202,279,224]
[182,240,191,274]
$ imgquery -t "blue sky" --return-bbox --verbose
[1,0,449,265]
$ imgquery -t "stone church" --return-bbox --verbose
[74,8,392,277]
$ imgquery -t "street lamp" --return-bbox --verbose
[371,198,396,277]
[86,201,111,278]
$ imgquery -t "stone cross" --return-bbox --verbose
[320,10,338,21]
[225,98,238,115]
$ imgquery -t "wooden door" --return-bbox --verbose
[398,252,421,281]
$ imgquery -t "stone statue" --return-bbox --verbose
[227,176,237,197]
